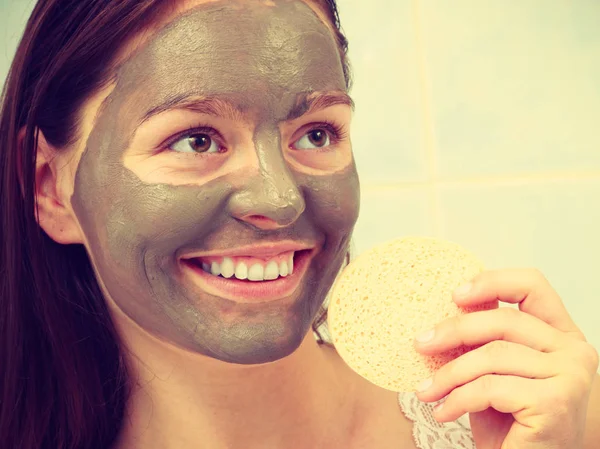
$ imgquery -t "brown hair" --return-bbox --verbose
[0,1,351,448]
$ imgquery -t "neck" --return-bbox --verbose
[112,319,359,449]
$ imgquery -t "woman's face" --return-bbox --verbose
[69,0,359,364]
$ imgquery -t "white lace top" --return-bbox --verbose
[398,392,475,449]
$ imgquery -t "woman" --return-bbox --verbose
[1,0,599,448]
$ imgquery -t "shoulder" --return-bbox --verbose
[398,392,476,449]
[314,326,476,449]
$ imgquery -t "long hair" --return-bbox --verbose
[0,1,351,448]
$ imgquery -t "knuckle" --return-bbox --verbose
[526,267,547,283]
[484,339,511,358]
[439,359,457,379]
[589,345,600,369]
[572,367,594,390]
[478,374,495,393]
[470,270,486,284]
[568,330,588,343]
[449,315,464,336]
[498,306,520,321]
[573,341,599,372]
[583,342,599,365]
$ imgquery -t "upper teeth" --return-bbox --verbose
[199,252,295,281]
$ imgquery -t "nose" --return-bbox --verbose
[228,158,306,231]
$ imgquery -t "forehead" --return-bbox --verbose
[110,0,345,121]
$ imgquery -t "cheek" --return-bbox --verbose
[286,146,353,173]
[303,166,360,234]
[76,169,234,274]
[108,184,230,257]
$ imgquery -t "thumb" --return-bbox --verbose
[470,408,512,449]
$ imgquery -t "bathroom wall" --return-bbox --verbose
[338,0,600,353]
[1,0,599,352]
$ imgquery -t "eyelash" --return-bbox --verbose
[160,120,348,154]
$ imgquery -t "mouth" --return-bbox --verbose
[180,247,315,303]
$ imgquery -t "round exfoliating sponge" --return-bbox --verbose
[328,236,498,392]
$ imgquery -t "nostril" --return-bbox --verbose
[243,214,282,230]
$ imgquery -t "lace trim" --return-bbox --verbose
[398,392,475,449]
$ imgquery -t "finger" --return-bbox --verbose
[417,340,558,403]
[415,306,568,354]
[452,268,583,338]
[432,374,543,423]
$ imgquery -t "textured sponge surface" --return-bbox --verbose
[328,236,497,392]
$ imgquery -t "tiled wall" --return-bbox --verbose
[0,0,34,82]
[340,0,600,353]
[1,1,599,352]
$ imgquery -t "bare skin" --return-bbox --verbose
[110,314,416,449]
[33,0,419,448]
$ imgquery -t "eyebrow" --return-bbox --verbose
[138,90,355,125]
[286,90,355,120]
[140,95,246,124]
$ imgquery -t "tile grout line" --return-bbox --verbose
[412,0,442,236]
[360,170,600,191]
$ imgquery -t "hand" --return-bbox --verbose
[413,268,599,449]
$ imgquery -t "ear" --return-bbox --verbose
[21,127,85,245]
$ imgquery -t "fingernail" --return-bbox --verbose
[417,378,433,392]
[453,282,472,297]
[415,328,435,343]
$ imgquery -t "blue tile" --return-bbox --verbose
[420,1,600,178]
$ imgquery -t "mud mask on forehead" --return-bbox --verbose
[71,0,360,363]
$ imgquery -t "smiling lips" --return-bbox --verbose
[180,243,315,302]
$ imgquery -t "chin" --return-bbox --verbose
[201,319,311,365]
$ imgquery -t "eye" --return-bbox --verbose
[169,130,222,154]
[291,122,345,151]
[294,128,330,150]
